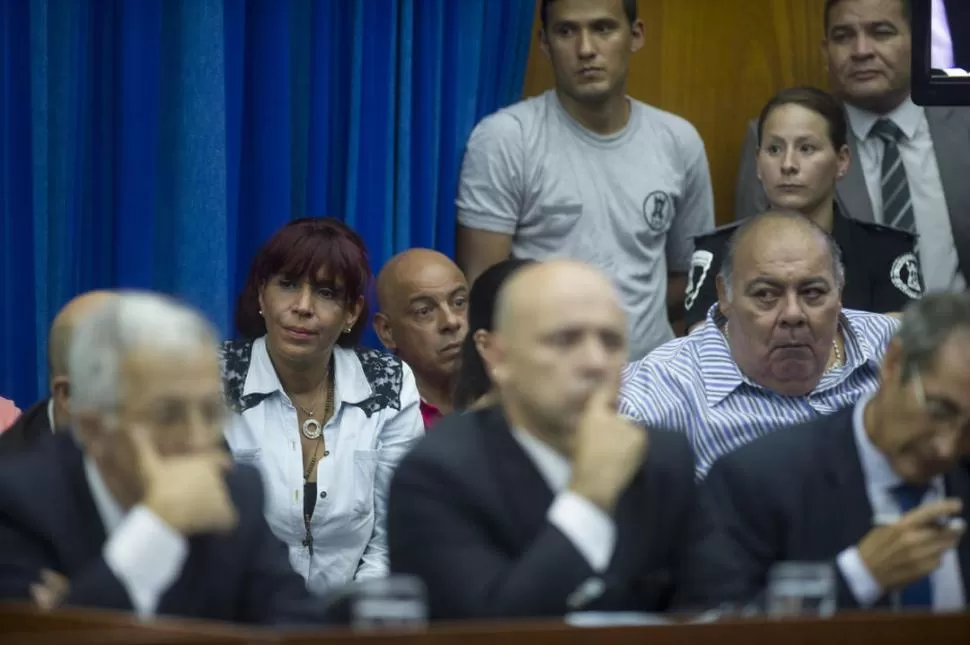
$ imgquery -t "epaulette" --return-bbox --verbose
[693,220,743,242]
[852,219,917,239]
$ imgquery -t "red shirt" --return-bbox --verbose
[420,400,443,430]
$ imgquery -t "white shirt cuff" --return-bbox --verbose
[548,491,616,572]
[836,546,883,608]
[103,505,189,619]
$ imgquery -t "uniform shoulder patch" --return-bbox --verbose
[685,249,715,311]
[891,252,923,299]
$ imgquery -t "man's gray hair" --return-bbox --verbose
[68,291,220,416]
[896,292,970,381]
[718,210,846,300]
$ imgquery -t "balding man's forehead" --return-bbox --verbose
[385,263,467,315]
[504,287,626,342]
[399,262,465,294]
[737,222,830,265]
[377,251,464,307]
[498,262,623,326]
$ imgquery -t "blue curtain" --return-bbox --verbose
[0,0,534,407]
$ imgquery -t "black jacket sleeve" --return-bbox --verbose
[0,517,134,611]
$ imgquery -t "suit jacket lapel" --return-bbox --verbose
[838,130,876,222]
[479,409,555,548]
[55,435,109,568]
[944,461,970,599]
[821,409,879,608]
[927,107,970,277]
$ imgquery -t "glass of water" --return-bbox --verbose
[350,574,428,631]
[765,561,836,618]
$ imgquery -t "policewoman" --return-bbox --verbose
[684,87,922,331]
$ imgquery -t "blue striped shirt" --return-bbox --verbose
[618,308,898,479]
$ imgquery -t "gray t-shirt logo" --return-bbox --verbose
[643,190,673,233]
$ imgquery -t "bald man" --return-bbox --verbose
[620,211,898,478]
[374,249,468,427]
[387,260,742,620]
[0,291,115,455]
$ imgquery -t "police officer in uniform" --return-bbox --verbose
[685,87,922,331]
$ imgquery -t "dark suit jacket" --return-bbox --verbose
[0,400,51,456]
[734,106,970,278]
[704,406,970,609]
[387,407,742,620]
[0,433,318,625]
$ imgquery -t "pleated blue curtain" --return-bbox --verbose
[0,0,535,407]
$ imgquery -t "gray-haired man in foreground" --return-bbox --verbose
[0,291,319,624]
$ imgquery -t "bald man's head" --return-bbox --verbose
[376,249,464,313]
[373,250,468,401]
[47,291,116,429]
[716,210,845,397]
[718,210,844,301]
[49,291,118,380]
[489,260,627,441]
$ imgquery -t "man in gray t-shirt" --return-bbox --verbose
[455,0,714,360]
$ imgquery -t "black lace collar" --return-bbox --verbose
[218,338,405,419]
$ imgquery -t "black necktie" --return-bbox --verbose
[870,119,915,233]
[890,483,933,607]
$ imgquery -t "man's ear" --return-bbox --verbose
[50,375,69,402]
[50,376,70,429]
[481,332,507,385]
[538,26,550,60]
[373,313,396,352]
[472,329,490,356]
[629,18,645,53]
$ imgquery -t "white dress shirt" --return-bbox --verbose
[511,428,616,571]
[836,392,966,611]
[844,99,966,292]
[84,458,188,619]
[223,337,424,595]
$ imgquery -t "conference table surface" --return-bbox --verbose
[0,603,968,645]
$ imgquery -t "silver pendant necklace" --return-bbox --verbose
[296,360,335,440]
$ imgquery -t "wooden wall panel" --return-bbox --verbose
[521,0,829,225]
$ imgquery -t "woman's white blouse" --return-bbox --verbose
[219,336,424,595]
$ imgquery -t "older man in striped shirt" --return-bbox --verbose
[619,211,899,478]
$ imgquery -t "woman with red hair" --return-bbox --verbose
[220,217,423,594]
